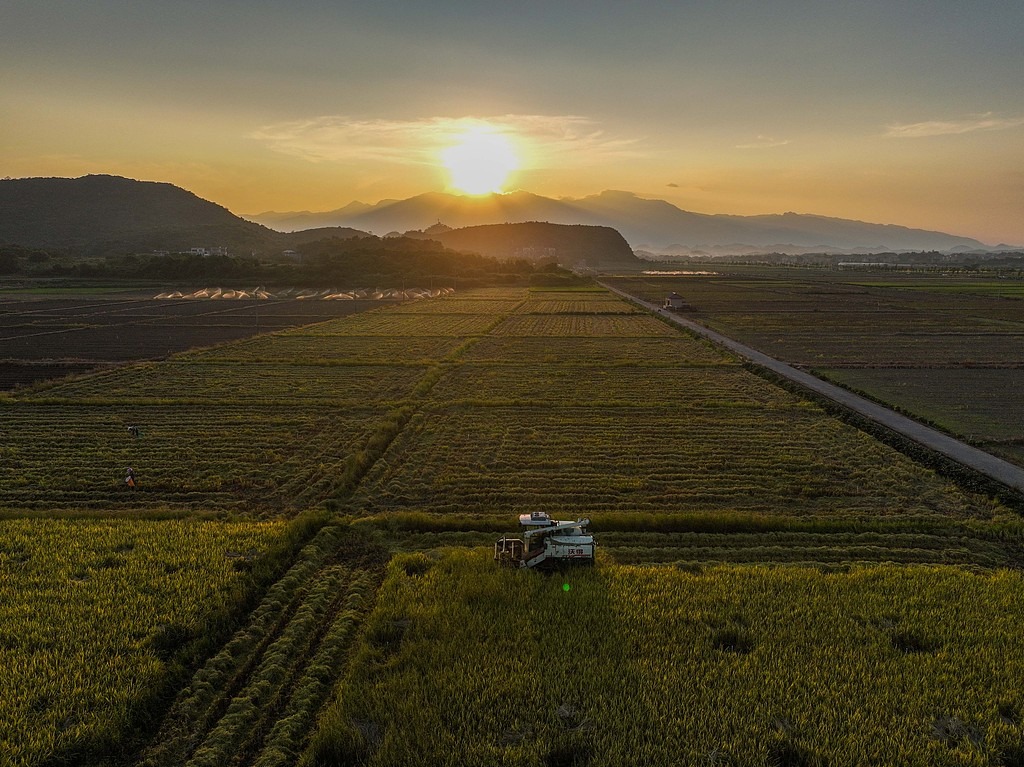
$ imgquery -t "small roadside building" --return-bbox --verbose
[664,292,688,310]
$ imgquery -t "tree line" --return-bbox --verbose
[0,237,585,287]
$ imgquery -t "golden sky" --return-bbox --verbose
[3,1,1023,244]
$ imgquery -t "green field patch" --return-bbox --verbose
[305,551,1024,766]
[462,335,734,366]
[350,406,986,519]
[492,314,679,337]
[430,365,801,407]
[0,403,388,513]
[821,368,1024,444]
[29,362,430,404]
[0,518,283,767]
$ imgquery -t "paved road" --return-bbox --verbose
[601,282,1024,495]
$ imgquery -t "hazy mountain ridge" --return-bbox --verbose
[247,189,993,253]
[0,176,635,266]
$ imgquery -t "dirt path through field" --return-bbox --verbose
[601,282,1024,495]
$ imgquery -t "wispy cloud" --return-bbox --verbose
[885,113,1024,138]
[736,135,790,149]
[249,114,644,168]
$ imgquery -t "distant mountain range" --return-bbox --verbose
[1,175,1005,261]
[247,190,1000,254]
[0,176,638,267]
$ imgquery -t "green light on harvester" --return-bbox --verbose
[562,583,571,592]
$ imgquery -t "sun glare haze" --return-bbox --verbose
[441,127,519,195]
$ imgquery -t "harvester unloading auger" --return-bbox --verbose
[494,512,596,569]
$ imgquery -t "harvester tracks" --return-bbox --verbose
[135,525,387,767]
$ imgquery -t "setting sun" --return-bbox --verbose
[441,128,518,195]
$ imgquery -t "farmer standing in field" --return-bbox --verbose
[125,467,136,490]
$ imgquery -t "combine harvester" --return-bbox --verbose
[494,512,596,569]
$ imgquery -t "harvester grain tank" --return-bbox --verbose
[494,512,596,569]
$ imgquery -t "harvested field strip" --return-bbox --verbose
[31,362,430,403]
[0,403,386,513]
[429,364,804,407]
[385,298,525,314]
[352,407,989,519]
[181,335,464,364]
[183,566,351,767]
[462,335,733,365]
[512,299,643,314]
[290,313,497,337]
[490,314,678,337]
[138,524,385,767]
[303,551,1024,767]
[0,518,284,767]
[0,290,526,516]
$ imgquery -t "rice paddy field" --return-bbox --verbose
[606,268,1024,468]
[3,282,1024,766]
[305,550,1024,767]
[0,518,284,767]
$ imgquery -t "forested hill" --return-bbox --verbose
[0,175,365,256]
[433,222,639,268]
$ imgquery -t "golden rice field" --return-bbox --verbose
[0,518,283,767]
[305,550,1024,767]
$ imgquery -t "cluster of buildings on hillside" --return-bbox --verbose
[150,247,231,257]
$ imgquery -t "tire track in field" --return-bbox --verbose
[602,281,1024,496]
[135,525,388,767]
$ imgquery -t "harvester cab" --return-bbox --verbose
[494,513,596,569]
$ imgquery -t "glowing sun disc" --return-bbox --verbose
[442,129,518,195]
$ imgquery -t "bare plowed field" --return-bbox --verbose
[0,296,392,388]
